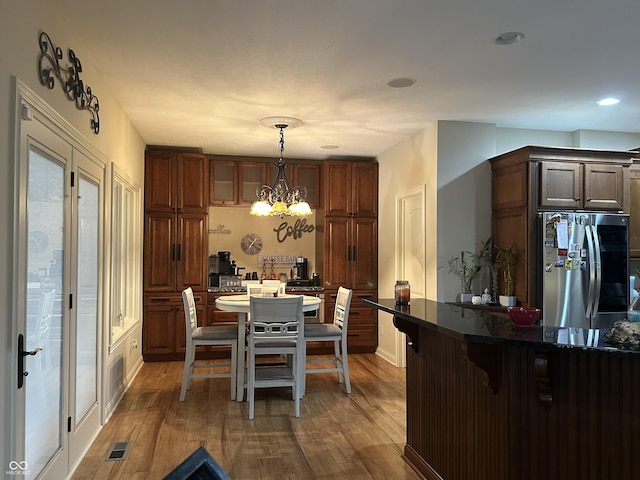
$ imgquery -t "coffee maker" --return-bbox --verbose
[209,251,241,288]
[294,256,308,280]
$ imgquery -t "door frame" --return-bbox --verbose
[11,78,107,479]
[395,185,427,368]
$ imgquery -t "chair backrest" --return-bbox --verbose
[261,279,285,295]
[182,287,198,345]
[247,285,263,296]
[334,286,353,330]
[249,296,303,343]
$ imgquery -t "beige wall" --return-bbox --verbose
[376,123,438,365]
[1,3,146,465]
[208,207,318,277]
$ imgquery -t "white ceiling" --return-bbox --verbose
[56,0,640,159]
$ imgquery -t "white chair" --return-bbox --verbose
[180,287,238,401]
[303,286,353,394]
[247,295,304,419]
[261,279,286,295]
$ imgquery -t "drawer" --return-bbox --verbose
[346,325,377,348]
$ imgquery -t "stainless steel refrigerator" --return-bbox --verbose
[540,211,629,329]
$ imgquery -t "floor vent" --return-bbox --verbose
[105,441,130,461]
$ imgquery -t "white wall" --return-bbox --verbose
[1,3,145,469]
[376,123,438,364]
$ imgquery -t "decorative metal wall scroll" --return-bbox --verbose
[37,31,100,134]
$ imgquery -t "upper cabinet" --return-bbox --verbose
[539,161,626,210]
[324,160,378,217]
[145,149,209,213]
[209,155,322,208]
[490,146,633,307]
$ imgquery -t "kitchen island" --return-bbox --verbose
[364,298,640,480]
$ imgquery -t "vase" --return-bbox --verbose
[499,295,517,307]
[458,293,474,303]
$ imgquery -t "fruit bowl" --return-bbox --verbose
[507,307,541,327]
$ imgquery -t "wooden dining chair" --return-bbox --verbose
[303,286,353,394]
[247,295,304,419]
[180,287,238,401]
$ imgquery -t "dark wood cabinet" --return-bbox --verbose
[145,150,209,212]
[324,160,378,217]
[143,292,206,360]
[143,148,210,361]
[209,155,322,208]
[490,146,632,308]
[209,158,238,205]
[321,159,378,352]
[540,160,625,210]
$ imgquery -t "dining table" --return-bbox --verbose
[215,293,322,401]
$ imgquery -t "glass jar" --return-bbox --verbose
[395,280,410,305]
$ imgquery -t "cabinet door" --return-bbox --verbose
[324,217,350,289]
[292,163,321,208]
[143,302,177,355]
[539,161,582,208]
[210,159,238,205]
[145,150,176,212]
[492,208,530,307]
[351,162,378,217]
[584,163,624,210]
[144,213,176,292]
[324,162,352,216]
[177,153,209,212]
[351,217,378,289]
[239,161,267,205]
[176,213,208,291]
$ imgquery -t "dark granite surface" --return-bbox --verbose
[364,298,640,356]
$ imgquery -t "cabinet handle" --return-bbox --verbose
[587,197,592,202]
[575,197,580,201]
[150,297,172,302]
[176,244,181,261]
[171,244,176,261]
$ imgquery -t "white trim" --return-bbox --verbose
[394,184,427,368]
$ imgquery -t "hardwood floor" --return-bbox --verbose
[71,354,420,480]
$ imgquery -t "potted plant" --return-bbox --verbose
[448,238,492,302]
[495,243,518,307]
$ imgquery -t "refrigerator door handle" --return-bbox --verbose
[585,225,596,319]
[592,223,602,316]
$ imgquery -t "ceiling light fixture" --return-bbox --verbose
[387,77,416,88]
[495,32,524,45]
[596,97,620,106]
[250,117,312,218]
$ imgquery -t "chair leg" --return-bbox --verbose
[248,347,255,419]
[230,342,237,401]
[179,346,195,401]
[334,339,343,384]
[293,351,300,417]
[341,340,351,394]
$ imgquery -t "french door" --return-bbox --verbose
[14,86,103,480]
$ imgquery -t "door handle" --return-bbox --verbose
[17,333,42,389]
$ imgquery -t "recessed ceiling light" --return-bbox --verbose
[320,145,339,150]
[495,32,524,45]
[387,77,416,88]
[596,97,620,106]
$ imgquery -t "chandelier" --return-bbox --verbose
[250,117,312,217]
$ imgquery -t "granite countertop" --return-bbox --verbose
[364,298,640,356]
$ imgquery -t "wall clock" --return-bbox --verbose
[240,233,263,255]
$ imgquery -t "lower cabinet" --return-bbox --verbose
[142,292,207,361]
[324,289,378,353]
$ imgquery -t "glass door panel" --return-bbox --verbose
[25,147,66,479]
[74,175,99,422]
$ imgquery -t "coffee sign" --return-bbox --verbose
[274,219,315,243]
